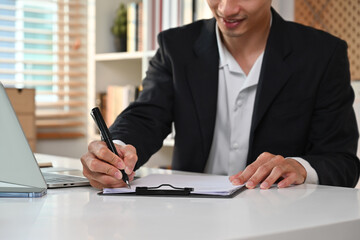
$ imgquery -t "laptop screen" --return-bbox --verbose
[0,82,47,191]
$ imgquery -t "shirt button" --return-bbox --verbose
[232,142,239,150]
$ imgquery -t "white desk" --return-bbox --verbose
[1,154,360,240]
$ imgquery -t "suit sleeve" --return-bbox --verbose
[302,40,360,187]
[109,32,174,169]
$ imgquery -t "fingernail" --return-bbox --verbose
[260,182,269,189]
[246,181,254,188]
[114,171,122,180]
[125,166,132,175]
[238,177,244,185]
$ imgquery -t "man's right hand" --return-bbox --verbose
[80,141,138,189]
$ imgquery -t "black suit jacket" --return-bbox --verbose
[110,10,360,187]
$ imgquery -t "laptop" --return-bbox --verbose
[0,82,89,197]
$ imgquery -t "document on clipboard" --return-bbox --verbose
[100,174,245,198]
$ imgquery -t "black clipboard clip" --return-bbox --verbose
[135,184,194,196]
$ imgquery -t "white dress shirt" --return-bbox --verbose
[204,24,319,184]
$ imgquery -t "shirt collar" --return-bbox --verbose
[215,12,272,74]
[215,24,243,74]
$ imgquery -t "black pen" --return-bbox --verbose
[90,107,131,188]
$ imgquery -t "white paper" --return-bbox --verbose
[103,174,244,196]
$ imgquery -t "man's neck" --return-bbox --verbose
[221,12,271,75]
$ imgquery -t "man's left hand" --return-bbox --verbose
[229,152,307,189]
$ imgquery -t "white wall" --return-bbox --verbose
[272,0,294,21]
[36,138,88,159]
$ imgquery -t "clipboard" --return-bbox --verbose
[98,174,245,198]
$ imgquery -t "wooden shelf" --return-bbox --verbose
[95,50,156,61]
[36,120,84,128]
[88,0,174,168]
[95,52,143,61]
[37,132,85,139]
[143,50,156,58]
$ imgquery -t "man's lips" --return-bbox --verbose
[221,17,245,28]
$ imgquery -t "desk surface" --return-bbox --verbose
[1,154,360,240]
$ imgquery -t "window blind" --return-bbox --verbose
[0,0,87,139]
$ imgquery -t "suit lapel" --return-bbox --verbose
[183,13,294,165]
[186,19,219,161]
[249,10,293,160]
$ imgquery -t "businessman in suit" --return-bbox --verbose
[81,0,360,189]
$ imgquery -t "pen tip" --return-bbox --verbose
[126,180,131,189]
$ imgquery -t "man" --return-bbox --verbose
[81,0,360,189]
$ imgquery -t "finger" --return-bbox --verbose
[103,171,136,187]
[277,172,298,188]
[82,150,137,188]
[234,164,258,185]
[260,165,285,189]
[255,152,274,164]
[118,145,138,175]
[260,158,306,189]
[82,160,104,181]
[86,155,123,180]
[246,155,284,189]
[89,176,128,189]
[81,155,93,179]
[235,152,274,185]
[88,141,124,169]
[229,170,243,180]
[128,171,136,182]
[81,152,103,180]
[86,167,137,188]
[246,165,271,189]
[237,152,274,187]
[114,143,125,158]
[80,152,93,171]
[96,173,127,188]
[229,171,243,184]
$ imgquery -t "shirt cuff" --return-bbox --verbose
[113,139,126,146]
[288,157,319,184]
